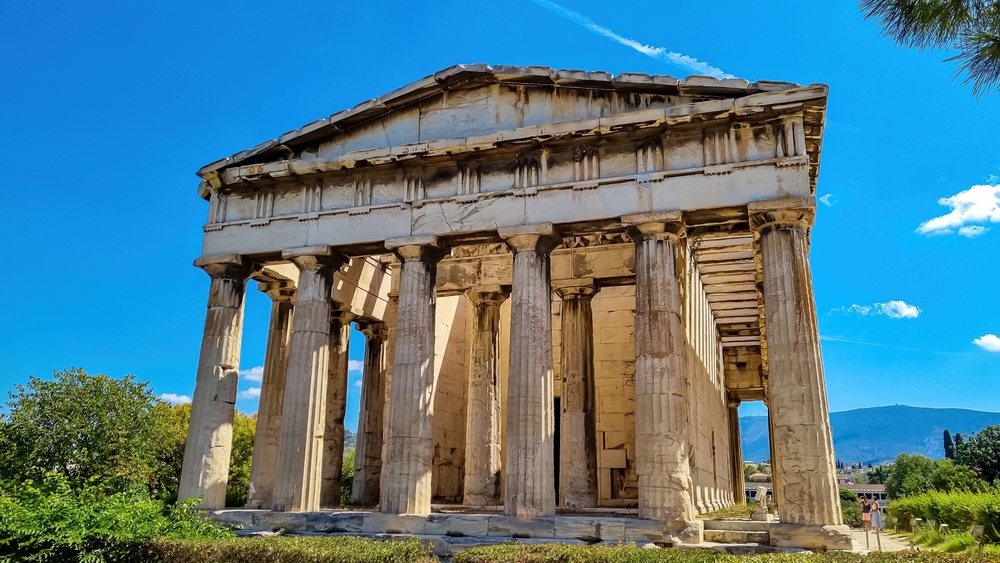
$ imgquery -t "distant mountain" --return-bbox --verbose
[345,429,357,450]
[741,405,1000,465]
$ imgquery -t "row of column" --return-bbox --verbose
[179,204,840,532]
[179,247,389,512]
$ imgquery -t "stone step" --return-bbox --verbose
[702,520,770,532]
[704,530,770,544]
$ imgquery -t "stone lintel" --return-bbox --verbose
[747,196,816,214]
[281,245,348,270]
[620,210,683,226]
[194,254,255,279]
[498,223,559,253]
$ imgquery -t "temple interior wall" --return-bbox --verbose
[684,254,734,513]
[430,294,470,503]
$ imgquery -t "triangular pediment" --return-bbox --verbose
[198,64,806,182]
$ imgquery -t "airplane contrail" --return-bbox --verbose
[528,0,734,79]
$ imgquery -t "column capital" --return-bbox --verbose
[281,245,348,271]
[498,223,560,253]
[554,278,597,300]
[466,285,509,306]
[258,280,296,303]
[357,320,387,341]
[622,212,685,242]
[748,197,815,234]
[385,235,448,263]
[194,254,256,280]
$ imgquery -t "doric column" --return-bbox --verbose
[321,308,356,508]
[272,246,346,512]
[381,236,445,515]
[499,223,560,518]
[554,280,598,509]
[352,321,388,506]
[245,280,295,509]
[728,399,746,505]
[179,255,254,509]
[463,287,507,507]
[378,293,399,504]
[750,200,845,545]
[624,212,702,543]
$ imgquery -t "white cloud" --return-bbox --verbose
[819,194,834,206]
[974,334,1000,352]
[528,0,733,79]
[836,300,920,319]
[240,365,264,382]
[239,387,261,400]
[878,300,920,319]
[160,393,191,405]
[348,360,364,373]
[354,380,363,388]
[917,184,1000,236]
[958,225,989,238]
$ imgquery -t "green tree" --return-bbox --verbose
[341,448,356,506]
[225,412,257,507]
[884,452,937,499]
[150,402,191,503]
[944,429,956,459]
[928,458,989,492]
[839,488,863,527]
[0,368,161,490]
[955,424,1000,485]
[867,465,889,484]
[743,463,757,482]
[861,0,1000,97]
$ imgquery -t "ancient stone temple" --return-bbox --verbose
[179,64,850,550]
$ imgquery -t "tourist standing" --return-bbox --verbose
[860,495,872,530]
[871,497,883,531]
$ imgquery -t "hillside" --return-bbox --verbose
[740,405,1000,465]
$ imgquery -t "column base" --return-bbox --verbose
[665,519,704,545]
[769,523,852,551]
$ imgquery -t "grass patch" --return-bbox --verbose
[697,502,755,521]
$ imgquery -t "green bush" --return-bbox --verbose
[134,536,433,563]
[455,543,1000,563]
[0,473,231,562]
[889,489,1000,542]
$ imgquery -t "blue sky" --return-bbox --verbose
[1,0,997,427]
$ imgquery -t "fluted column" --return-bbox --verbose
[245,280,295,509]
[381,236,445,515]
[321,308,355,508]
[272,246,346,512]
[378,294,399,504]
[499,223,559,518]
[463,288,507,507]
[179,254,254,509]
[751,201,841,528]
[352,321,387,506]
[728,399,745,505]
[625,212,701,543]
[554,280,598,509]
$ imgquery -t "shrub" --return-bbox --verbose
[0,473,231,562]
[134,536,433,563]
[455,544,1000,562]
[889,489,1000,543]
